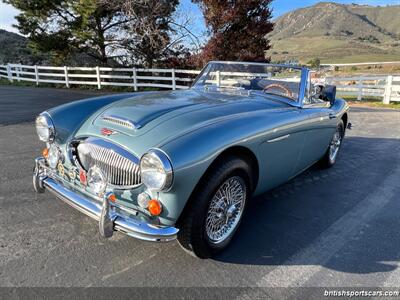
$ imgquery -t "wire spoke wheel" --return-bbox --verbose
[329,127,343,163]
[205,176,246,244]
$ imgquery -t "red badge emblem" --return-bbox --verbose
[101,128,116,136]
[79,169,87,185]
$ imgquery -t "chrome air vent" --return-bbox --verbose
[101,114,139,129]
[76,138,141,188]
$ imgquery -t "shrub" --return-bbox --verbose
[307,58,321,68]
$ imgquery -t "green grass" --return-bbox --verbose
[343,96,400,109]
[270,36,400,65]
[0,77,53,88]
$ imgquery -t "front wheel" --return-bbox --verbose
[177,157,251,258]
[319,120,345,168]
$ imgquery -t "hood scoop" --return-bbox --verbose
[101,114,140,130]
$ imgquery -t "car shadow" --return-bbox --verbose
[213,136,400,274]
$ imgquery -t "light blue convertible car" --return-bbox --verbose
[33,61,349,258]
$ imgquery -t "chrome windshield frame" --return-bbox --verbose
[191,61,311,108]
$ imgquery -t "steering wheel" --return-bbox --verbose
[263,83,293,98]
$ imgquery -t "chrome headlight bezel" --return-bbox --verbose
[35,112,55,143]
[140,149,173,192]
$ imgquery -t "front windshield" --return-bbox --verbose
[192,62,303,102]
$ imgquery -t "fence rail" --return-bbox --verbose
[1,63,399,103]
[0,63,201,91]
[324,75,400,104]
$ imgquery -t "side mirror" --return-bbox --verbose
[320,85,336,105]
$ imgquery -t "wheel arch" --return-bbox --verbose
[176,145,259,225]
[341,112,348,129]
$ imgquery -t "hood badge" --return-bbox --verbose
[101,128,118,136]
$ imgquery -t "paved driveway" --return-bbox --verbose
[0,86,399,297]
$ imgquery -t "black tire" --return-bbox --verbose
[318,120,345,168]
[177,156,251,258]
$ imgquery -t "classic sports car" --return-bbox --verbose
[33,61,349,258]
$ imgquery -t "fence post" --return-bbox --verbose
[96,66,101,90]
[34,65,39,86]
[383,75,393,104]
[132,67,137,91]
[357,76,363,101]
[172,69,176,90]
[6,64,13,82]
[64,66,69,88]
[16,65,21,82]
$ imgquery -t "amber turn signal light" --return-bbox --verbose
[108,193,116,202]
[42,148,49,159]
[148,199,162,216]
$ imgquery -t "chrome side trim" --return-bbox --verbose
[267,134,290,143]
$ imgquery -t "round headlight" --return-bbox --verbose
[47,144,60,169]
[35,113,55,142]
[140,149,173,191]
[87,166,107,195]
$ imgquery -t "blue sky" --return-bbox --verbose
[1,0,399,34]
[178,0,399,44]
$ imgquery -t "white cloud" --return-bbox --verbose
[0,2,20,33]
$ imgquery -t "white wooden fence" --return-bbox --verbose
[1,63,399,103]
[324,75,400,104]
[0,63,200,91]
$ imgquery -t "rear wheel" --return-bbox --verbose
[177,157,251,258]
[319,120,345,168]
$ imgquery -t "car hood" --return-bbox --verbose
[76,89,290,156]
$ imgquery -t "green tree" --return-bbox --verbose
[5,0,180,67]
[5,0,124,65]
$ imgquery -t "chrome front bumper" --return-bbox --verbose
[33,158,178,242]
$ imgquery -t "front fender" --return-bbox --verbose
[157,113,272,224]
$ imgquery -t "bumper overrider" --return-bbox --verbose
[33,157,178,242]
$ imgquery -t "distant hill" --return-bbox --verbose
[0,29,95,66]
[268,2,400,64]
[0,29,49,65]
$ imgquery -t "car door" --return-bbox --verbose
[295,101,337,172]
[256,108,309,192]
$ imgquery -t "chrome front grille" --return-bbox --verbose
[76,138,141,188]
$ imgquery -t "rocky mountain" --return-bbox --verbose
[268,2,400,63]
